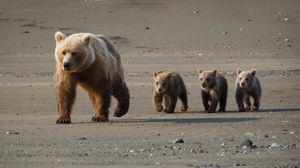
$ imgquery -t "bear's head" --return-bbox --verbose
[54,31,95,72]
[198,69,217,90]
[236,68,256,88]
[153,71,173,94]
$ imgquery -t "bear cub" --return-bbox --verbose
[235,68,261,112]
[153,71,188,113]
[198,69,228,113]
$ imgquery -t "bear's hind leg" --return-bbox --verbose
[165,94,177,113]
[89,88,111,122]
[112,83,130,117]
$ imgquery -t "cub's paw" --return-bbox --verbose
[155,105,163,112]
[91,115,109,122]
[251,106,259,111]
[218,109,225,112]
[163,109,174,113]
[238,108,246,112]
[56,116,71,124]
[181,105,188,112]
[113,108,128,117]
[245,106,251,110]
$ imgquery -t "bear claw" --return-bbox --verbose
[181,106,188,112]
[56,117,71,124]
[155,105,163,112]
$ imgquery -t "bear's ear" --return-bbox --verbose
[237,68,242,75]
[55,31,66,43]
[251,69,256,76]
[212,69,217,77]
[81,34,91,45]
[198,69,203,74]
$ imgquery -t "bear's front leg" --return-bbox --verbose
[153,91,163,112]
[89,89,111,122]
[56,79,77,124]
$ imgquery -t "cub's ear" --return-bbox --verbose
[81,34,91,45]
[153,72,158,79]
[237,68,242,75]
[198,69,203,74]
[212,69,217,76]
[166,73,173,80]
[55,31,66,43]
[251,69,256,76]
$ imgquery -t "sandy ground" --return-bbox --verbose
[0,0,300,167]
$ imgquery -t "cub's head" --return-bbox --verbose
[153,71,173,94]
[198,69,217,89]
[54,31,95,72]
[236,68,256,88]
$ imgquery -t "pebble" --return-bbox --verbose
[245,132,255,136]
[145,26,150,30]
[172,139,184,144]
[6,131,19,135]
[193,10,199,14]
[241,139,255,148]
[222,31,228,35]
[283,144,296,149]
[289,131,295,135]
[269,143,282,149]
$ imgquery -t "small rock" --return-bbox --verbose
[283,144,296,149]
[241,139,255,148]
[233,163,240,166]
[245,132,255,136]
[289,131,295,135]
[172,139,184,144]
[139,148,146,152]
[76,137,86,140]
[269,143,282,149]
[222,31,228,35]
[145,26,150,30]
[284,38,290,42]
[193,10,199,14]
[6,131,19,135]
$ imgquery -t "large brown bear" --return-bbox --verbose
[54,31,130,124]
[152,71,188,113]
[198,69,228,113]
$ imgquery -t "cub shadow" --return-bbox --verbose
[108,117,257,124]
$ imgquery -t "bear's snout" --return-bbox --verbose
[202,83,207,88]
[63,62,73,71]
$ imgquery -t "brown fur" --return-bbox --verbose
[54,32,130,124]
[235,68,261,112]
[198,69,228,113]
[152,71,188,113]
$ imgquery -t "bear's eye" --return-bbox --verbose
[205,78,209,81]
[239,77,242,80]
[200,78,203,81]
[245,78,249,81]
[62,51,66,55]
[71,52,77,56]
[156,82,158,85]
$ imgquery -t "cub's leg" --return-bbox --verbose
[218,93,227,112]
[153,91,163,112]
[56,78,77,124]
[165,94,177,113]
[207,90,218,113]
[179,91,188,112]
[235,89,245,112]
[252,94,260,111]
[112,83,130,117]
[244,94,251,110]
[163,95,170,112]
[201,91,210,112]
